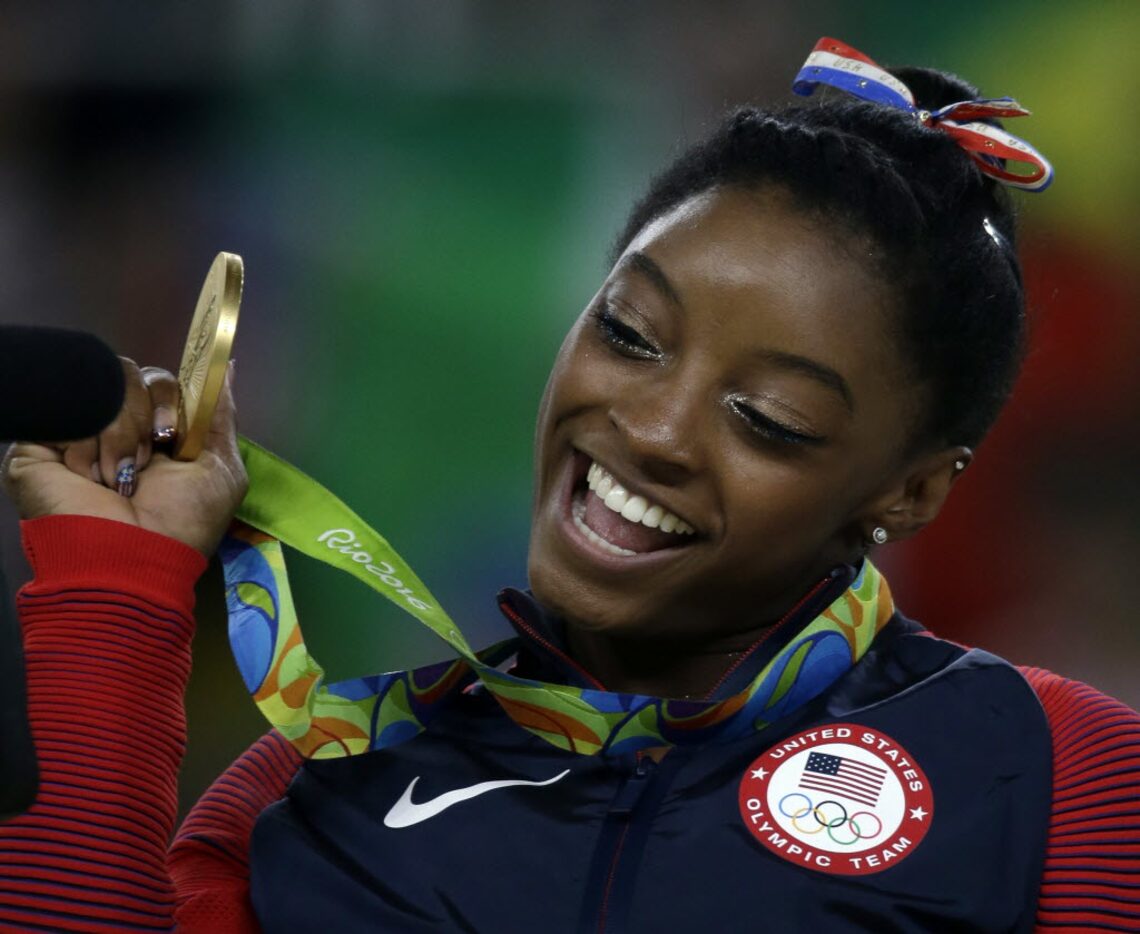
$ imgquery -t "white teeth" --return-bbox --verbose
[572,495,636,556]
[603,487,628,512]
[584,460,695,536]
[620,495,648,523]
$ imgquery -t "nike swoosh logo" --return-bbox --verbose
[383,769,571,829]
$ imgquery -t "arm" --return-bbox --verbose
[169,731,302,931]
[1022,667,1140,933]
[0,515,202,931]
[0,515,303,932]
[0,352,258,929]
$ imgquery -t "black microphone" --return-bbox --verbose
[0,325,125,443]
[0,325,124,818]
[0,563,35,820]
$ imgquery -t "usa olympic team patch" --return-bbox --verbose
[738,723,933,875]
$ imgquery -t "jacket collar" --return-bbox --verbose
[496,563,858,701]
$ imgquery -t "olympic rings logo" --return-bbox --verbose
[777,792,883,845]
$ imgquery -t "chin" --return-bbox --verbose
[525,450,705,638]
[526,527,722,642]
[527,552,658,637]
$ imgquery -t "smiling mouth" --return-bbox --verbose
[568,455,698,557]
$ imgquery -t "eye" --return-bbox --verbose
[590,303,661,358]
[728,398,824,447]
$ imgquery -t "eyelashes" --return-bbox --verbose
[727,398,823,447]
[589,301,825,448]
[590,304,661,357]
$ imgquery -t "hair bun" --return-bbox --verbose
[888,66,981,114]
[888,65,1014,220]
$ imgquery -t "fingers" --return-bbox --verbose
[32,357,184,496]
[1,441,62,494]
[63,438,100,482]
[204,361,242,468]
[140,366,181,449]
[96,358,153,494]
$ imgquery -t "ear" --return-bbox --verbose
[862,446,973,545]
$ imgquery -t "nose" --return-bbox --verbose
[608,376,704,485]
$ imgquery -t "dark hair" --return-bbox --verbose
[612,67,1026,452]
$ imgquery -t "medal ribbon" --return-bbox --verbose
[793,37,1054,192]
[224,437,895,759]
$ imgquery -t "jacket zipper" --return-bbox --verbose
[596,752,657,934]
[498,600,607,690]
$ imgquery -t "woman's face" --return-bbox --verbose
[528,185,921,645]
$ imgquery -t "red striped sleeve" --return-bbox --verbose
[0,515,205,931]
[168,730,302,931]
[1022,667,1140,932]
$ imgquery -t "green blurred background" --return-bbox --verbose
[1,0,1137,815]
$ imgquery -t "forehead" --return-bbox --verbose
[621,186,901,377]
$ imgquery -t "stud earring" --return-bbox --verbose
[871,527,888,545]
[954,459,966,471]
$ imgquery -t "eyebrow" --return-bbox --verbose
[619,250,684,307]
[617,249,854,413]
[755,349,854,412]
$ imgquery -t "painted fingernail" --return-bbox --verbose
[115,460,137,498]
[152,405,177,443]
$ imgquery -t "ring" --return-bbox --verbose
[812,800,847,829]
[790,805,825,835]
[850,811,883,839]
[827,816,863,846]
[778,793,812,818]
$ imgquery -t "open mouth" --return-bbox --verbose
[566,450,699,558]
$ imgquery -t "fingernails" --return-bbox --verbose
[152,405,177,444]
[115,460,137,498]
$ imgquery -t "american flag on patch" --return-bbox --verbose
[799,752,886,807]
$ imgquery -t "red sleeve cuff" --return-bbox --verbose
[20,514,209,611]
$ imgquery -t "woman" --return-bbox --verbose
[2,39,1138,933]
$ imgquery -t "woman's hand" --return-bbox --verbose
[1,357,247,556]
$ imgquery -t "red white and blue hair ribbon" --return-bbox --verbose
[793,37,1054,192]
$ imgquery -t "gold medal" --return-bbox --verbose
[174,252,243,461]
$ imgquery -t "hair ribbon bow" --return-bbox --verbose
[792,37,1054,192]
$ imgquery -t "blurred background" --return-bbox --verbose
[1,0,1137,815]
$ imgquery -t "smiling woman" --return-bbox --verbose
[530,189,921,680]
[1,36,1138,934]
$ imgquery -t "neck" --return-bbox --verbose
[564,624,769,700]
[560,570,843,699]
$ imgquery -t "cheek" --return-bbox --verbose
[532,324,606,490]
[534,328,583,434]
[537,329,618,427]
[714,452,863,562]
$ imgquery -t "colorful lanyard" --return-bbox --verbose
[224,438,895,759]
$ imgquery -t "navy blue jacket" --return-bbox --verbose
[249,588,1053,933]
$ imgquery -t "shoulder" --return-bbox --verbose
[1019,665,1139,727]
[1018,666,1140,785]
[1017,667,1140,933]
[169,730,304,932]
